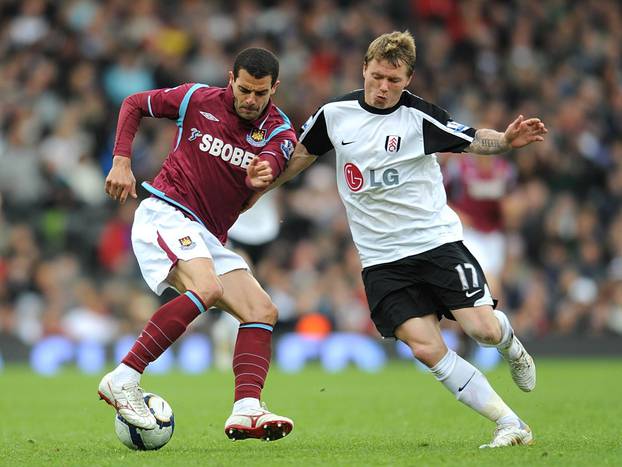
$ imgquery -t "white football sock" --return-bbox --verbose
[492,309,522,360]
[112,363,141,384]
[233,397,261,413]
[430,349,520,427]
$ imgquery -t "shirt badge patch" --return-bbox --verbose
[178,236,195,250]
[385,135,401,153]
[280,139,294,160]
[301,115,313,133]
[447,121,468,132]
[246,128,267,147]
[188,128,202,141]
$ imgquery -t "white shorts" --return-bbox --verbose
[132,197,249,295]
[462,227,506,276]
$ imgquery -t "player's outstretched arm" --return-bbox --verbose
[241,143,317,213]
[105,155,137,204]
[268,142,317,191]
[466,115,548,155]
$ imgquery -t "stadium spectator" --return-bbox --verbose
[0,0,621,371]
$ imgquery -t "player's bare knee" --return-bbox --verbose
[194,281,224,308]
[468,320,502,345]
[245,300,278,325]
[407,341,446,368]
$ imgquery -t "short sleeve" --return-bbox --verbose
[258,127,298,178]
[421,104,477,155]
[299,109,334,156]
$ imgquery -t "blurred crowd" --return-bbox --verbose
[1,0,622,354]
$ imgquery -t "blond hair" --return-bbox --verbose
[364,31,416,76]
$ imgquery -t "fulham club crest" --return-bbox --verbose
[385,135,401,153]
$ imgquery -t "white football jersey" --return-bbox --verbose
[299,90,477,268]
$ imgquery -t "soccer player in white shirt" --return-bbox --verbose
[252,31,547,448]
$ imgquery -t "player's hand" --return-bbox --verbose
[247,156,273,189]
[105,155,137,204]
[504,115,548,148]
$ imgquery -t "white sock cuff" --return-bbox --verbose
[493,309,513,348]
[115,363,141,382]
[430,349,457,382]
[233,397,261,413]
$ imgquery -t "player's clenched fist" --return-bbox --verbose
[105,155,137,204]
[246,156,273,189]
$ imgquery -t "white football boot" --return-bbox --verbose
[479,421,533,448]
[98,371,157,430]
[224,403,293,441]
[506,336,536,392]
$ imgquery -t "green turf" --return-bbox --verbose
[1,359,621,466]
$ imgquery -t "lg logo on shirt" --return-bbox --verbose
[344,163,399,192]
[344,163,364,191]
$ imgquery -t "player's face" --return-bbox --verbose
[229,69,279,121]
[363,59,412,109]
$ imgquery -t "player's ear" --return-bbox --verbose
[228,71,234,86]
[405,72,413,88]
[271,79,280,95]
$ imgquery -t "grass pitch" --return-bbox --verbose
[1,359,621,466]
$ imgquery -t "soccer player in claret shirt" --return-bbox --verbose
[98,48,295,442]
[254,31,547,448]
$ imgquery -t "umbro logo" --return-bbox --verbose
[341,140,355,145]
[465,289,481,298]
[200,111,219,122]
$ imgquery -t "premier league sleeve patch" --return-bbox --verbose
[446,120,470,132]
[280,139,294,160]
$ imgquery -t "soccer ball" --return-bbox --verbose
[114,393,175,450]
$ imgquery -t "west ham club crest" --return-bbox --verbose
[246,128,267,147]
[178,236,195,250]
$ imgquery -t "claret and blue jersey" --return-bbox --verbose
[113,83,296,244]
